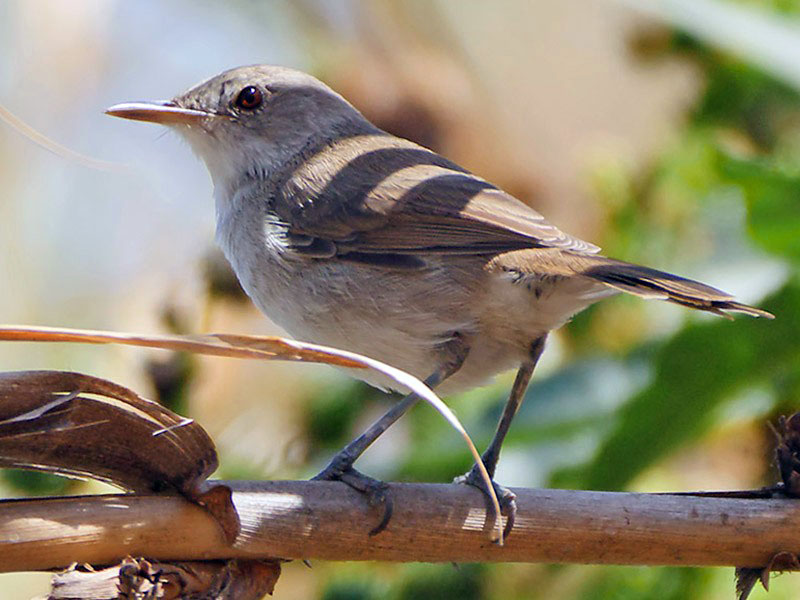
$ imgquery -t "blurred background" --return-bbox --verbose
[0,0,798,598]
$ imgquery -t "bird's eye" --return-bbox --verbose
[235,86,263,110]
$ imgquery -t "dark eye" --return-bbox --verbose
[235,86,263,110]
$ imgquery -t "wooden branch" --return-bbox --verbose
[2,480,799,572]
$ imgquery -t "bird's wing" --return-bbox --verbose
[275,138,599,259]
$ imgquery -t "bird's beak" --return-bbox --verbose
[105,101,215,126]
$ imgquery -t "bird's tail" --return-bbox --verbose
[580,257,774,320]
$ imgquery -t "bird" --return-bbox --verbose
[107,64,773,537]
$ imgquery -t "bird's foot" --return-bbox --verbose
[454,464,517,540]
[312,452,393,536]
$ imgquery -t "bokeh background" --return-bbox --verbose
[1,0,798,598]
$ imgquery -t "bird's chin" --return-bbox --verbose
[178,135,247,201]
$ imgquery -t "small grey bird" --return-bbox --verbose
[107,65,772,535]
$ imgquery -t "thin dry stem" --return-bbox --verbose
[2,481,799,572]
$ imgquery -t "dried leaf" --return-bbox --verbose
[775,414,800,497]
[735,567,762,600]
[0,325,505,542]
[194,485,241,545]
[735,551,800,599]
[0,370,216,495]
[48,557,281,599]
[767,551,800,570]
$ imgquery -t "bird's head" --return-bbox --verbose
[107,65,374,195]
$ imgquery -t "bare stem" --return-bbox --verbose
[1,481,797,572]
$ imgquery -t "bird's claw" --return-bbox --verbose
[313,457,393,536]
[455,465,517,540]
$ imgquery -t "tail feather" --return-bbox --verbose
[581,259,774,320]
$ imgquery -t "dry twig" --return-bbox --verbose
[3,481,800,571]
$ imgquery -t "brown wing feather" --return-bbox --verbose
[277,135,598,258]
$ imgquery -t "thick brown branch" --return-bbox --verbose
[1,481,798,572]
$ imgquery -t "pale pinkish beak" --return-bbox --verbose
[105,101,216,126]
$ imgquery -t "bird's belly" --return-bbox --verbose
[224,237,524,392]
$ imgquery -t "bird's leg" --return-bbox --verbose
[312,334,469,535]
[455,335,546,538]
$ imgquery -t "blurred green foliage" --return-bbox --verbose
[318,564,485,600]
[306,380,380,452]
[1,469,73,497]
[574,567,711,600]
[722,154,800,262]
[568,281,799,492]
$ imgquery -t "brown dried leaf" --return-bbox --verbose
[775,414,800,497]
[194,485,241,545]
[0,370,216,496]
[735,567,762,600]
[735,551,800,599]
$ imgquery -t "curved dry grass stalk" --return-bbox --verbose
[0,104,129,173]
[0,324,505,543]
